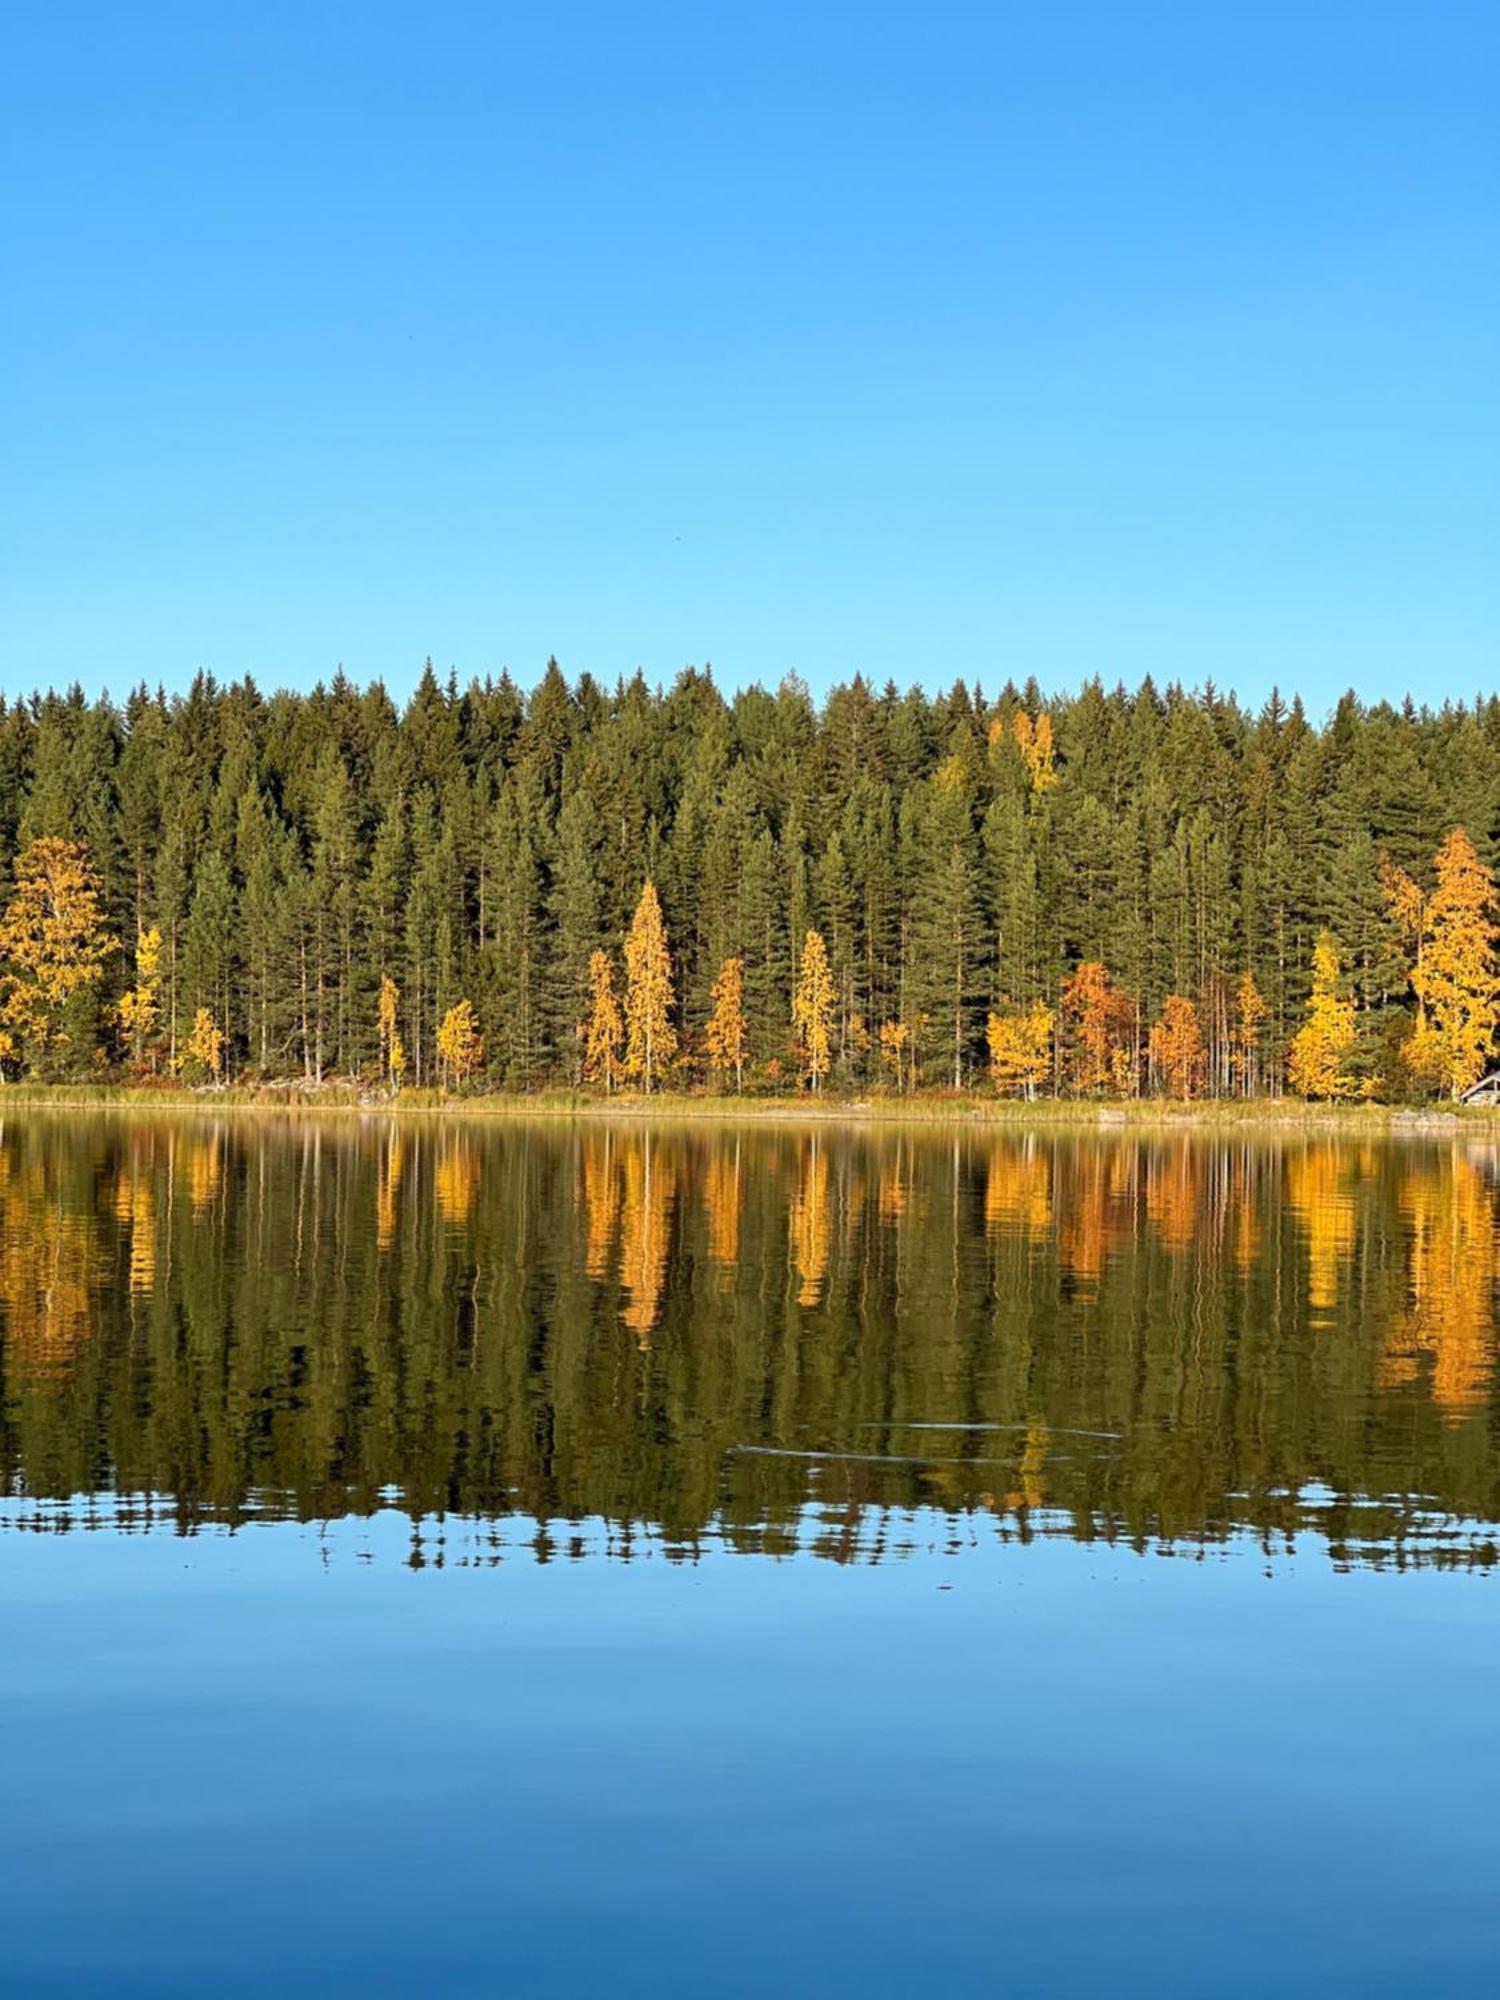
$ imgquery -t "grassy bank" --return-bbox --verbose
[0,1082,1491,1132]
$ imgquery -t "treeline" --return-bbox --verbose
[0,661,1496,1096]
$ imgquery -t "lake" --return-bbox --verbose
[2,1113,1498,1995]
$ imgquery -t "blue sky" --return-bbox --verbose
[3,2,1496,713]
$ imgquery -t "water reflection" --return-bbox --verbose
[1,1114,1499,1566]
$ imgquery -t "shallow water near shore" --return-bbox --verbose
[3,1115,1499,1994]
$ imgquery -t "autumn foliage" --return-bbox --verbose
[704,956,748,1091]
[1288,934,1358,1100]
[0,703,1493,1106]
[581,950,624,1091]
[1148,996,1205,1098]
[623,880,677,1093]
[436,999,484,1087]
[0,838,113,1071]
[1405,829,1498,1099]
[1060,962,1134,1096]
[986,1003,1053,1098]
[792,930,835,1091]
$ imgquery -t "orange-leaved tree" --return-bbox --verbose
[581,949,624,1091]
[1288,933,1358,1099]
[791,930,835,1091]
[986,1002,1053,1098]
[704,955,748,1092]
[623,880,676,1094]
[1060,961,1133,1095]
[1149,995,1205,1099]
[1407,828,1499,1098]
[0,836,115,1075]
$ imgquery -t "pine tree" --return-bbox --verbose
[908,762,983,1086]
[739,827,786,1068]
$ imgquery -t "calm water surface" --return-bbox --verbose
[2,1114,1499,1995]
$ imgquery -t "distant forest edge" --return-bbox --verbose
[0,661,1498,1102]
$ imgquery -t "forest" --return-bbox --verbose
[0,660,1496,1100]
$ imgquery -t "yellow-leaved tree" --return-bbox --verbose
[1380,855,1426,976]
[704,955,748,1092]
[377,974,406,1091]
[436,999,484,1089]
[581,949,624,1091]
[878,1018,911,1093]
[117,925,163,1071]
[1011,711,1058,798]
[0,837,115,1075]
[1148,995,1205,1099]
[1406,828,1499,1098]
[791,929,835,1091]
[1231,971,1267,1097]
[180,1007,224,1084]
[623,880,677,1094]
[1288,933,1358,1099]
[986,1003,1053,1098]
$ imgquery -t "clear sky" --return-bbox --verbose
[3,2,1496,714]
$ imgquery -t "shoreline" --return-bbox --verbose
[0,1085,1490,1134]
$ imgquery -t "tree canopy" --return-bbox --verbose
[0,663,1495,1096]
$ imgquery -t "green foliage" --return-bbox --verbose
[0,668,1492,1093]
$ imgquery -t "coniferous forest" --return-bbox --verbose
[1,660,1498,1101]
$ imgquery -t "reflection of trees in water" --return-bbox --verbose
[114,1157,157,1295]
[187,1131,224,1216]
[1145,1141,1200,1254]
[1380,1155,1497,1418]
[619,1134,675,1344]
[983,1138,1051,1240]
[1287,1143,1361,1319]
[434,1136,480,1225]
[702,1142,741,1277]
[790,1137,829,1307]
[877,1144,911,1225]
[579,1129,620,1279]
[1057,1147,1133,1292]
[0,1139,107,1384]
[0,1118,1496,1565]
[376,1129,404,1251]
